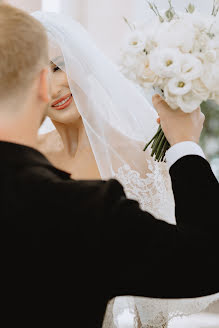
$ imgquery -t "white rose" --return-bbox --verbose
[167,77,192,96]
[205,49,217,63]
[180,54,203,81]
[177,91,202,113]
[140,57,159,85]
[209,91,219,105]
[192,79,210,100]
[149,48,182,78]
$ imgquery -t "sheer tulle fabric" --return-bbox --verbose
[33,11,219,328]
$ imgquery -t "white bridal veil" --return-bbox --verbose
[33,9,219,328]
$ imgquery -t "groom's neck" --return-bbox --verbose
[0,104,39,150]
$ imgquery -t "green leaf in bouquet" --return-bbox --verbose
[147,1,154,11]
[206,23,215,39]
[187,3,195,14]
[165,0,177,21]
[165,9,174,21]
[147,2,164,22]
[212,0,219,16]
[207,32,215,39]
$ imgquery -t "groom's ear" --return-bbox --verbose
[38,67,51,104]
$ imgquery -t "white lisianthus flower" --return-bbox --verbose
[125,32,146,53]
[192,79,210,100]
[180,54,203,80]
[143,23,160,53]
[187,12,213,33]
[209,19,219,49]
[149,48,182,78]
[155,19,195,53]
[177,91,202,113]
[201,61,219,91]
[164,86,179,110]
[167,77,192,96]
[192,30,211,57]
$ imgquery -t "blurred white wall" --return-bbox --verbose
[3,0,137,61]
[6,0,41,12]
[57,0,136,62]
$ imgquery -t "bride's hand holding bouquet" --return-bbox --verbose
[120,0,219,161]
[152,94,205,147]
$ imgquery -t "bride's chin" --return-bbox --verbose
[49,110,81,125]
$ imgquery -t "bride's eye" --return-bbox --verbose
[53,62,65,72]
[53,65,60,72]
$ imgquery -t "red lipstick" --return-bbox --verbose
[51,93,73,110]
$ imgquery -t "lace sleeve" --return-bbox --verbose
[114,158,175,224]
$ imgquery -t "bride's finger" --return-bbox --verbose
[157,117,160,124]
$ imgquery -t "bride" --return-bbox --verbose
[33,10,219,328]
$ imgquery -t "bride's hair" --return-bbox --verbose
[0,4,48,103]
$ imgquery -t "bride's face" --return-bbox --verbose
[48,58,80,124]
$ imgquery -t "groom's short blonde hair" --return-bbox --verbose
[0,4,49,102]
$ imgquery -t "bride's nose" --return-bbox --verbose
[51,79,62,101]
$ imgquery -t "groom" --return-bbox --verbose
[0,4,218,327]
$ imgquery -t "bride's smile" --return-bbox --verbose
[51,93,73,110]
[48,60,81,124]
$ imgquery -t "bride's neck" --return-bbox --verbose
[52,118,90,157]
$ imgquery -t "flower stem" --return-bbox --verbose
[155,133,166,161]
[143,125,171,163]
[143,125,162,151]
[151,130,163,157]
[161,140,170,161]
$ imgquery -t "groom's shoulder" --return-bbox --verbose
[170,155,218,180]
[23,164,126,206]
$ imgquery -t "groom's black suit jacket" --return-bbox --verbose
[0,141,218,327]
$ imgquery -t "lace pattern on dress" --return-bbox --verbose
[114,160,175,224]
[102,160,219,328]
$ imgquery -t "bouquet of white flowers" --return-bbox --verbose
[120,0,219,162]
